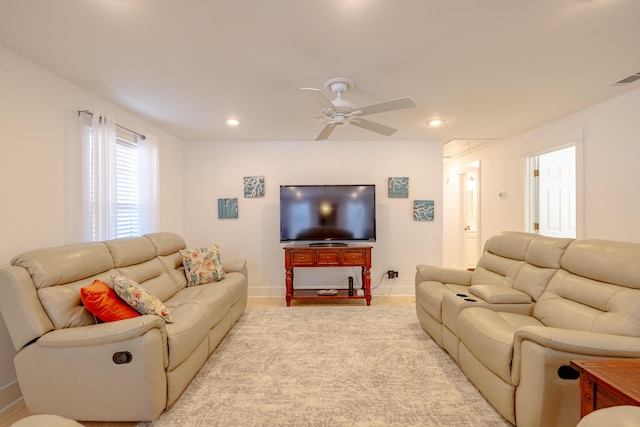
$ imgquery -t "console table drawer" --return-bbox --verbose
[316,250,340,265]
[290,250,315,266]
[341,250,366,265]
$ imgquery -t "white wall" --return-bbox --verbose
[182,140,443,298]
[0,46,184,410]
[443,86,640,268]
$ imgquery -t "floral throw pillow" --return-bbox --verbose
[112,275,173,323]
[180,245,227,287]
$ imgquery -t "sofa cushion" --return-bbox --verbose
[164,303,212,371]
[525,236,573,269]
[145,232,186,256]
[561,239,640,289]
[12,242,114,290]
[513,263,558,301]
[483,231,536,260]
[163,284,234,370]
[534,269,640,336]
[37,270,120,329]
[144,232,188,291]
[104,237,157,268]
[164,282,233,327]
[416,281,470,323]
[457,307,543,384]
[471,254,523,287]
[117,258,181,303]
[222,272,249,305]
[80,279,140,322]
[112,275,173,323]
[180,246,226,287]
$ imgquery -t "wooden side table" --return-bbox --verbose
[570,359,640,418]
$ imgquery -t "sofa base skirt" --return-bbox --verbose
[416,303,444,347]
[459,342,515,425]
[442,326,460,362]
[166,337,209,406]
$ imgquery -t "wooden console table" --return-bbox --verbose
[283,244,372,306]
[570,359,640,418]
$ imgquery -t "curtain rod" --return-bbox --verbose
[77,109,146,140]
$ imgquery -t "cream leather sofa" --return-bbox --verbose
[0,232,248,422]
[416,232,640,427]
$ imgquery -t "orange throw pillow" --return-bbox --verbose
[80,279,140,322]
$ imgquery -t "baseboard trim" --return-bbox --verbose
[0,380,23,414]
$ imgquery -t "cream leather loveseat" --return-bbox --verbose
[416,232,640,427]
[0,232,248,422]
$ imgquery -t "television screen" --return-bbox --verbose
[279,185,376,243]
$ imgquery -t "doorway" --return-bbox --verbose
[461,161,480,269]
[527,146,576,238]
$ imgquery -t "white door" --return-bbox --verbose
[461,163,480,269]
[528,146,576,238]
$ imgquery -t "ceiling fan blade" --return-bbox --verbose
[316,123,336,141]
[301,87,335,111]
[354,97,415,116]
[350,118,397,136]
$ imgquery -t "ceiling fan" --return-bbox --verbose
[301,78,415,141]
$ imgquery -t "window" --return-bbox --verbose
[114,131,141,237]
[82,112,158,241]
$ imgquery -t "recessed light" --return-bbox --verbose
[428,119,445,127]
[226,118,240,126]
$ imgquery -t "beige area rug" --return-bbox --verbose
[139,306,512,427]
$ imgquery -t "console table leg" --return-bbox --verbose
[363,266,371,306]
[285,268,293,306]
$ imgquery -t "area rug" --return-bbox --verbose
[139,306,512,427]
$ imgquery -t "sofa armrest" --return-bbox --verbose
[469,285,532,304]
[38,315,167,349]
[223,259,247,277]
[415,264,472,287]
[511,325,640,384]
[0,266,55,351]
[514,326,640,357]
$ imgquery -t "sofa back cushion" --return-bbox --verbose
[145,232,188,291]
[533,239,640,337]
[12,243,119,329]
[9,233,188,331]
[105,236,181,302]
[513,236,574,300]
[471,232,536,287]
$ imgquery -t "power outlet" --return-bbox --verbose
[387,270,399,278]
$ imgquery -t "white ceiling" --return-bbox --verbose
[1,0,639,143]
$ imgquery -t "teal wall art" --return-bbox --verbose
[388,177,409,198]
[218,198,239,219]
[244,176,265,198]
[413,200,434,221]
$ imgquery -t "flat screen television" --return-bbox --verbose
[279,184,376,243]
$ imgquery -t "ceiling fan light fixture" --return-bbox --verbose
[300,77,415,140]
[428,119,445,127]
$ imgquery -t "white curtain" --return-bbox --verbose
[81,111,117,241]
[137,133,159,235]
